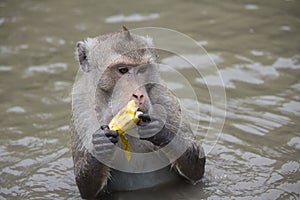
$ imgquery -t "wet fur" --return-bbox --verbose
[71,28,205,199]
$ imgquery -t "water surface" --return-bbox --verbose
[0,0,299,199]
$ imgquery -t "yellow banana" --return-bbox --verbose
[108,100,143,161]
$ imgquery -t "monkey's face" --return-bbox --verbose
[102,63,159,114]
[76,30,159,115]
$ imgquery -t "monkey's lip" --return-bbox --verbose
[137,103,150,112]
[137,107,147,113]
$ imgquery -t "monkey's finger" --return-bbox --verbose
[94,142,114,149]
[101,124,109,130]
[93,132,108,142]
[138,113,151,122]
[94,128,104,135]
[104,130,119,138]
[93,133,118,146]
[137,120,150,127]
[94,144,114,154]
[108,136,118,144]
[92,135,111,145]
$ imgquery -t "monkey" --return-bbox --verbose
[71,26,205,199]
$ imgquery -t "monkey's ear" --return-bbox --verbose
[76,41,90,73]
[121,25,128,31]
[121,25,132,40]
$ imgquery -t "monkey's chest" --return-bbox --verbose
[107,166,180,191]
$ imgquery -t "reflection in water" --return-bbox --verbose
[0,0,300,199]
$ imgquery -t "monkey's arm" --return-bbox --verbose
[165,122,206,184]
[139,123,206,184]
[171,138,206,184]
[71,127,117,199]
[142,84,205,183]
[73,149,110,198]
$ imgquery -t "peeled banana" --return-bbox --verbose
[108,100,143,161]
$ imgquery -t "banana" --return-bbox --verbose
[108,100,143,161]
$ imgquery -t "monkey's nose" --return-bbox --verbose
[131,93,146,110]
[132,94,144,100]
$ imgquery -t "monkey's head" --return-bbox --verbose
[76,27,159,114]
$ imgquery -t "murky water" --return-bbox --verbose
[1,0,300,199]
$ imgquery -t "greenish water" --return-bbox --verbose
[1,0,300,199]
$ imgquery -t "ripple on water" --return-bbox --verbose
[15,158,37,168]
[0,17,5,26]
[242,152,275,166]
[278,180,300,199]
[74,23,88,31]
[280,26,291,31]
[273,56,300,69]
[23,63,68,78]
[105,13,160,23]
[53,81,71,91]
[9,136,58,148]
[250,50,265,56]
[229,109,290,136]
[198,62,279,88]
[42,36,66,46]
[21,148,76,197]
[244,4,259,10]
[279,101,300,116]
[287,137,300,150]
[198,56,300,89]
[0,65,13,71]
[291,83,300,91]
[279,161,300,175]
[165,82,184,90]
[196,40,208,46]
[227,95,291,136]
[161,53,223,70]
[251,95,285,106]
[6,106,26,113]
[0,44,29,55]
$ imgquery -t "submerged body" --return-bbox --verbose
[108,166,180,191]
[71,27,205,199]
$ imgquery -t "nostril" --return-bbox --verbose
[132,94,138,99]
[140,95,144,99]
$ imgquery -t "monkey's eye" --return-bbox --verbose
[118,66,129,74]
[138,66,147,74]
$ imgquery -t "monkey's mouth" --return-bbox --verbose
[136,102,147,112]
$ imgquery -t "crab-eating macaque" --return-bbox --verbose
[71,26,206,199]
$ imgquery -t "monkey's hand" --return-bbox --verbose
[92,125,118,160]
[137,114,174,147]
[137,113,162,137]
